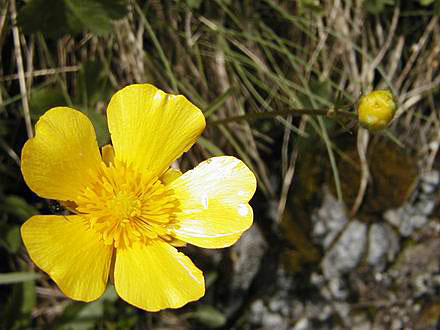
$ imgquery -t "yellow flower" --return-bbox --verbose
[357,89,397,131]
[20,84,256,311]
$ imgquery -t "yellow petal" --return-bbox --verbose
[168,156,256,248]
[107,84,206,180]
[21,215,113,302]
[21,107,102,201]
[101,144,115,166]
[114,240,204,311]
[160,168,182,185]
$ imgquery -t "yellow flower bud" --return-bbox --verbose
[357,89,396,131]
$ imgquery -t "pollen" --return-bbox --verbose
[75,159,180,249]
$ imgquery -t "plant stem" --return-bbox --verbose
[209,107,357,125]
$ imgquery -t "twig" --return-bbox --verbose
[306,0,340,72]
[361,6,400,83]
[395,16,438,91]
[0,66,80,82]
[10,0,33,138]
[0,140,20,166]
[276,117,307,223]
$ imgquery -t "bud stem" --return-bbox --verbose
[209,107,357,126]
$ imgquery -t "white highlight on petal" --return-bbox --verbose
[237,190,248,197]
[201,195,209,209]
[153,91,163,101]
[238,204,249,217]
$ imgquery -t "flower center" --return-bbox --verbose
[75,160,179,249]
[108,191,140,219]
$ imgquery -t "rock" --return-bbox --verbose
[416,197,436,215]
[328,277,349,300]
[391,318,403,330]
[312,190,349,248]
[400,213,428,237]
[383,170,439,237]
[322,220,367,278]
[383,207,401,228]
[352,313,372,330]
[367,223,400,270]
[384,205,429,237]
[410,214,428,231]
[230,224,267,292]
[333,302,350,321]
[392,238,440,297]
[222,223,267,317]
[420,170,440,194]
[293,318,312,330]
[264,313,285,328]
[414,273,432,296]
[249,298,290,330]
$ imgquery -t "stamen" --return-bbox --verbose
[76,160,180,249]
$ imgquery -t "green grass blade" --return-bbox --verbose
[0,272,41,285]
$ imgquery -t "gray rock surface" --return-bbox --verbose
[312,190,348,248]
[293,318,312,330]
[367,223,400,271]
[228,224,267,315]
[420,170,440,194]
[384,203,429,237]
[230,224,267,291]
[322,220,367,278]
[384,170,439,237]
[245,171,440,329]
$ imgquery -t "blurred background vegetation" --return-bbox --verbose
[1,0,440,329]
